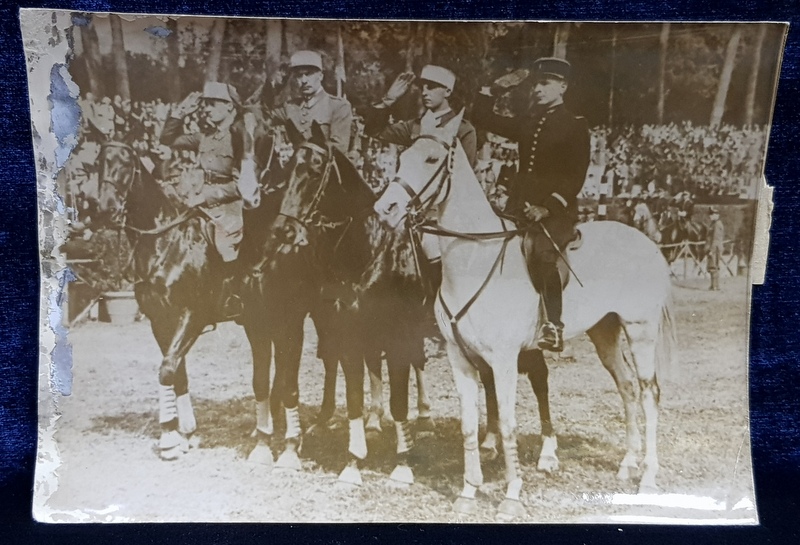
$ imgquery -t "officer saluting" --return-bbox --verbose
[258,50,353,154]
[160,81,249,320]
[472,58,591,352]
[363,65,477,167]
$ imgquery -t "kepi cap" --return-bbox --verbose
[290,50,323,71]
[420,65,456,90]
[533,57,571,81]
[709,206,720,214]
[202,82,240,104]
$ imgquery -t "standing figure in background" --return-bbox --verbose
[706,207,725,291]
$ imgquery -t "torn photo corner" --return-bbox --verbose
[22,9,787,523]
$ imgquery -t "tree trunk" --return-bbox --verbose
[265,19,283,74]
[657,22,671,124]
[744,24,767,126]
[608,27,617,128]
[553,23,570,59]
[405,22,418,72]
[109,14,130,101]
[710,27,742,128]
[165,18,181,103]
[423,22,435,65]
[79,15,104,97]
[206,19,227,83]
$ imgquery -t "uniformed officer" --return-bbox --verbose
[258,50,353,154]
[362,64,478,167]
[160,81,248,319]
[472,58,591,352]
[706,207,725,291]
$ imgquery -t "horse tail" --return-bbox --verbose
[655,291,678,382]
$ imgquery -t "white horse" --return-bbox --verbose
[373,111,676,520]
[633,201,663,244]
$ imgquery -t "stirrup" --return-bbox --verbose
[537,322,563,353]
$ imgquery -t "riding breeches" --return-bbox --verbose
[202,200,244,262]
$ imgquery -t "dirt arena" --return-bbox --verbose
[36,275,757,524]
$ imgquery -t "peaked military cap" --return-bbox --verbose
[533,57,571,81]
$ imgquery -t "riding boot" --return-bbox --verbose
[538,266,564,353]
[220,260,243,323]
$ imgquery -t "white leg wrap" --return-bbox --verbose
[176,394,196,435]
[349,417,368,460]
[395,420,413,455]
[285,406,301,439]
[255,399,273,436]
[158,384,178,425]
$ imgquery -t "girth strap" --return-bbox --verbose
[438,234,513,374]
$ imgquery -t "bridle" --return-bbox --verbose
[387,134,457,229]
[98,141,198,236]
[276,141,351,235]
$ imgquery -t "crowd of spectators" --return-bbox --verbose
[64,95,768,230]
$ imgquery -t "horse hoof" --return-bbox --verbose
[338,464,363,486]
[416,416,435,433]
[274,450,302,472]
[365,413,383,434]
[389,464,414,486]
[247,443,274,468]
[453,496,478,516]
[537,455,559,474]
[496,499,526,521]
[158,430,185,460]
[637,481,660,495]
[480,446,499,462]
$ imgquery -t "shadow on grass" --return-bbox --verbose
[87,394,626,496]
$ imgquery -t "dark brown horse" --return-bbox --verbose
[95,139,286,462]
[263,122,433,485]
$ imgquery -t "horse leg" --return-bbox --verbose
[587,314,641,481]
[273,318,305,471]
[153,312,202,460]
[521,349,558,473]
[244,323,275,467]
[366,349,384,433]
[338,349,367,485]
[621,319,661,494]
[447,344,483,516]
[310,355,338,433]
[492,357,527,521]
[387,354,414,485]
[479,368,500,460]
[414,365,435,431]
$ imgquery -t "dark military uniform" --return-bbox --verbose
[160,115,244,262]
[472,92,590,336]
[362,106,478,167]
[264,88,353,154]
[472,94,590,259]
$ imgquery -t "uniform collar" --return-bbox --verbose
[302,87,326,109]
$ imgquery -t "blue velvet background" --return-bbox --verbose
[1,1,797,543]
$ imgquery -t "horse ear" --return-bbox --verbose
[310,121,327,147]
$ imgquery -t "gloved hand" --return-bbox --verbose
[523,202,549,222]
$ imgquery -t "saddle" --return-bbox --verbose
[520,228,582,291]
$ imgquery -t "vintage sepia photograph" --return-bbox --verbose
[24,10,786,523]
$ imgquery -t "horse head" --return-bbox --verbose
[270,121,374,255]
[373,109,465,230]
[96,141,140,228]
